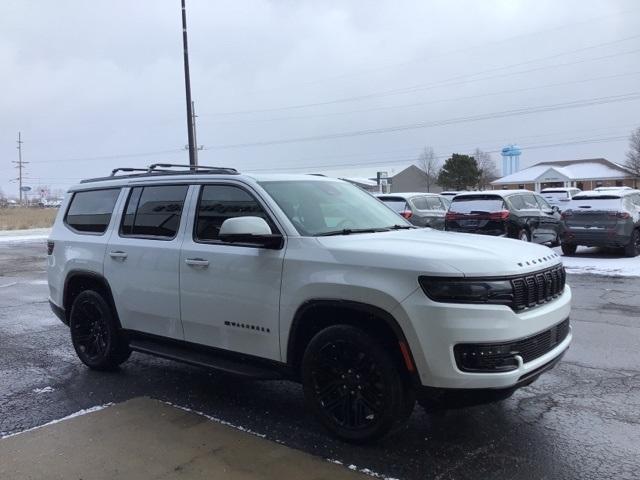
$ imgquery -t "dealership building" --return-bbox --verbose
[491,158,639,192]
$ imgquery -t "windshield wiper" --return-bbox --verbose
[316,227,391,236]
[387,224,416,230]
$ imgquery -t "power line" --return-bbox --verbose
[201,70,640,126]
[244,135,629,172]
[207,37,640,116]
[204,92,640,150]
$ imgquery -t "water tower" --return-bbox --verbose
[501,144,521,176]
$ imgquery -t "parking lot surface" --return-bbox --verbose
[1,240,639,480]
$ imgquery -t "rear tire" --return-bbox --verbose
[301,325,414,443]
[624,229,640,257]
[69,290,131,370]
[561,243,577,256]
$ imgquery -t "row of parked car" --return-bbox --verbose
[377,187,640,257]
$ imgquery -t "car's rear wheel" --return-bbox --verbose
[624,229,640,257]
[301,325,414,443]
[69,290,130,370]
[561,243,577,256]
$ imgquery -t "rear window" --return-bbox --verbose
[542,191,570,201]
[65,189,120,234]
[449,195,506,214]
[570,196,623,211]
[379,197,409,213]
[120,185,189,239]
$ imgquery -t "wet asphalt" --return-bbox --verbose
[1,241,639,480]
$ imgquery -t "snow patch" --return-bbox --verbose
[0,228,51,244]
[556,246,640,277]
[163,402,266,438]
[32,386,55,394]
[0,403,113,439]
[327,459,400,480]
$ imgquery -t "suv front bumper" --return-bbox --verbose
[395,284,572,389]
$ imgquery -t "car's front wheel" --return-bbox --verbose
[561,243,578,256]
[301,325,414,443]
[69,290,131,370]
[624,229,640,257]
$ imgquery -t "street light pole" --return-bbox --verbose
[181,0,196,167]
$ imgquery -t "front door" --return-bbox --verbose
[104,184,191,340]
[179,184,285,361]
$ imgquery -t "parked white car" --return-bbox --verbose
[47,164,571,442]
[540,187,581,211]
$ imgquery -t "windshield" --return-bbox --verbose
[259,180,410,236]
[449,195,506,214]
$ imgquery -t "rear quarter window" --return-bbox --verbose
[64,189,120,234]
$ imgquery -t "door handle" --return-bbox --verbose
[185,258,209,267]
[109,250,128,259]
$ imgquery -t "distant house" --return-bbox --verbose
[491,158,639,192]
[378,165,442,194]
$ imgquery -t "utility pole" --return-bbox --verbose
[13,132,28,205]
[181,0,196,167]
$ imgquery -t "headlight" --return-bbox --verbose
[419,277,513,306]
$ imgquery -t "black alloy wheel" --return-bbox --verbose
[302,325,413,443]
[70,290,130,370]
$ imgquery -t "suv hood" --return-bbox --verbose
[316,228,561,277]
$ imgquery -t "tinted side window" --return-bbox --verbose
[508,195,525,210]
[535,195,552,210]
[411,197,429,210]
[426,197,444,210]
[521,194,539,210]
[65,189,120,234]
[120,185,188,239]
[195,185,275,242]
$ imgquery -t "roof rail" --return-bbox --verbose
[80,163,240,184]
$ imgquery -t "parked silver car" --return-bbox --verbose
[560,189,640,257]
[377,192,449,229]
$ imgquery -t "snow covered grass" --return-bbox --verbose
[0,208,56,230]
[555,246,640,277]
[0,227,51,243]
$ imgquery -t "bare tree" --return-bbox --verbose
[473,148,498,190]
[626,126,640,176]
[417,146,440,192]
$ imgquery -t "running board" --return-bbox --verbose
[128,335,285,380]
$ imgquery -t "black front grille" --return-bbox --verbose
[454,318,571,372]
[511,265,566,311]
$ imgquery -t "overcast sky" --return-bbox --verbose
[1,0,639,196]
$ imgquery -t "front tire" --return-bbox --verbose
[301,325,414,443]
[624,229,640,257]
[69,290,130,370]
[561,243,577,256]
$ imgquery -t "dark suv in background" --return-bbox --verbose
[377,192,449,229]
[445,190,561,245]
[560,189,640,257]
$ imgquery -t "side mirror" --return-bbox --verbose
[218,217,283,249]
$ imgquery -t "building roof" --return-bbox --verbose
[492,158,636,185]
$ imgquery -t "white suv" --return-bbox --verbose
[47,164,572,442]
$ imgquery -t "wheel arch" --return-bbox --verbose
[63,270,121,328]
[286,299,419,384]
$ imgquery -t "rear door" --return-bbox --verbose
[534,194,560,243]
[519,193,545,243]
[410,196,446,229]
[104,184,190,339]
[179,183,285,361]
